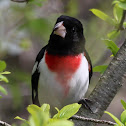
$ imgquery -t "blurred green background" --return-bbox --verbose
[0,0,126,125]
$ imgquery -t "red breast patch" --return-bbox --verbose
[45,51,82,95]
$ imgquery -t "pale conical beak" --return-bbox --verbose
[53,21,66,38]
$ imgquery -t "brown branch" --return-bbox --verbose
[0,121,11,126]
[72,115,116,125]
[11,0,28,3]
[74,39,126,126]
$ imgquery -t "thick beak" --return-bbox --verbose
[53,21,66,38]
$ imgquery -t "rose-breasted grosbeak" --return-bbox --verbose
[31,15,92,110]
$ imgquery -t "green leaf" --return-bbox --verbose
[93,65,108,74]
[27,104,50,125]
[0,61,6,72]
[116,1,126,10]
[107,30,120,39]
[110,54,114,57]
[15,116,26,121]
[121,110,126,124]
[29,109,49,126]
[47,120,74,126]
[103,39,119,56]
[121,100,126,110]
[90,9,115,25]
[41,104,50,116]
[41,104,50,112]
[114,124,119,126]
[105,111,124,126]
[112,0,120,5]
[113,4,123,22]
[15,116,29,124]
[27,104,50,126]
[27,104,42,115]
[123,22,126,27]
[0,71,11,75]
[0,85,7,95]
[0,74,9,83]
[53,103,81,119]
[55,107,60,113]
[28,116,36,126]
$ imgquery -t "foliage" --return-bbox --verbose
[0,60,10,98]
[91,0,126,74]
[15,103,81,126]
[28,0,46,7]
[105,100,126,126]
[103,39,119,56]
[113,0,126,10]
[93,65,108,74]
[121,100,126,110]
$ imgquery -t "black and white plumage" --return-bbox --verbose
[31,15,92,109]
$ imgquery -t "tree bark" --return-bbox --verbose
[74,40,126,126]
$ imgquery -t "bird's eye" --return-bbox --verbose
[72,27,75,32]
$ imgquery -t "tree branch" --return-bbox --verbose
[74,40,126,126]
[10,0,28,3]
[72,115,116,125]
[0,121,11,126]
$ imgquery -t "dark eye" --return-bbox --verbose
[72,27,75,32]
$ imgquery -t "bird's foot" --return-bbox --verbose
[78,98,93,112]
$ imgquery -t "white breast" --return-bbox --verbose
[38,53,89,109]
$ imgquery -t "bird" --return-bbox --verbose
[31,15,92,111]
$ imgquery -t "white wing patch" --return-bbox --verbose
[32,62,38,74]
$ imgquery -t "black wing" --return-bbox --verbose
[31,45,47,106]
[84,49,93,83]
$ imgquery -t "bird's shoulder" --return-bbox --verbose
[35,45,48,63]
[32,45,48,75]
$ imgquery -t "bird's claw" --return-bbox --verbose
[78,98,93,113]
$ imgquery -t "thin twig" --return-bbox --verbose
[117,10,126,31]
[0,121,11,126]
[71,115,116,125]
[11,0,28,3]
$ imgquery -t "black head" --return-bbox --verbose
[47,15,85,55]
